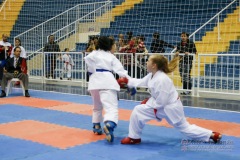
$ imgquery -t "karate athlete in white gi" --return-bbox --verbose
[121,54,222,144]
[61,52,74,80]
[84,36,130,143]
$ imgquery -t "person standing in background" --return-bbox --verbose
[43,35,60,79]
[0,34,12,82]
[60,48,74,80]
[175,32,197,95]
[150,32,175,53]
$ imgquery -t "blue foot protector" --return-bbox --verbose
[103,121,116,142]
[93,123,103,135]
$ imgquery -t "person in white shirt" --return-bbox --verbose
[60,48,74,80]
[10,38,27,58]
[121,54,222,144]
[84,36,130,143]
[0,34,12,81]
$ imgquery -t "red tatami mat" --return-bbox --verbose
[0,120,105,149]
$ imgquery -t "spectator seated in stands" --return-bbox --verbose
[136,36,147,53]
[0,47,30,98]
[118,38,127,53]
[86,36,99,52]
[86,38,96,52]
[125,37,137,54]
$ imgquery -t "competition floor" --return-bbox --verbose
[0,83,240,160]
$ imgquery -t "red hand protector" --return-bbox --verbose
[117,77,128,88]
[141,98,149,104]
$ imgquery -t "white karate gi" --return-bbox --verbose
[10,46,27,58]
[84,50,129,124]
[61,54,74,78]
[127,70,212,141]
[0,40,11,58]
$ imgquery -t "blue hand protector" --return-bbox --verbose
[127,87,137,96]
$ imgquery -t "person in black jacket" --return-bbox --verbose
[150,32,175,53]
[175,32,197,95]
[43,35,60,79]
[0,47,30,97]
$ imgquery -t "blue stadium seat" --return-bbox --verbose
[10,0,124,43]
[100,0,237,45]
[194,77,239,90]
[228,40,240,52]
[205,63,240,78]
[30,69,42,76]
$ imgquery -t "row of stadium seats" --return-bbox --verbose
[140,0,233,4]
[9,0,125,42]
[217,55,240,64]
[194,78,240,90]
[100,0,237,46]
[227,40,240,52]
[98,0,239,91]
[205,64,240,77]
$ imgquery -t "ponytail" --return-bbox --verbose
[167,56,179,73]
[151,55,179,74]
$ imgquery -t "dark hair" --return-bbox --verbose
[89,36,99,41]
[181,32,189,38]
[153,32,160,39]
[108,35,115,41]
[15,38,22,46]
[48,35,54,38]
[14,46,21,52]
[98,36,114,51]
[139,35,145,41]
[126,31,133,41]
[64,48,69,52]
[48,35,55,43]
[126,31,133,36]
[93,36,99,40]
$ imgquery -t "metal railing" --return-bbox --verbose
[26,52,240,97]
[190,0,239,42]
[27,52,194,93]
[0,0,12,20]
[14,1,112,52]
[171,0,239,53]
[197,53,240,96]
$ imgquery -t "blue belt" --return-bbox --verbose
[96,69,111,72]
[88,69,111,76]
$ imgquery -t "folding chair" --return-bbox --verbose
[6,78,25,96]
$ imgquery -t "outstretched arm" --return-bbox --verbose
[112,56,129,78]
